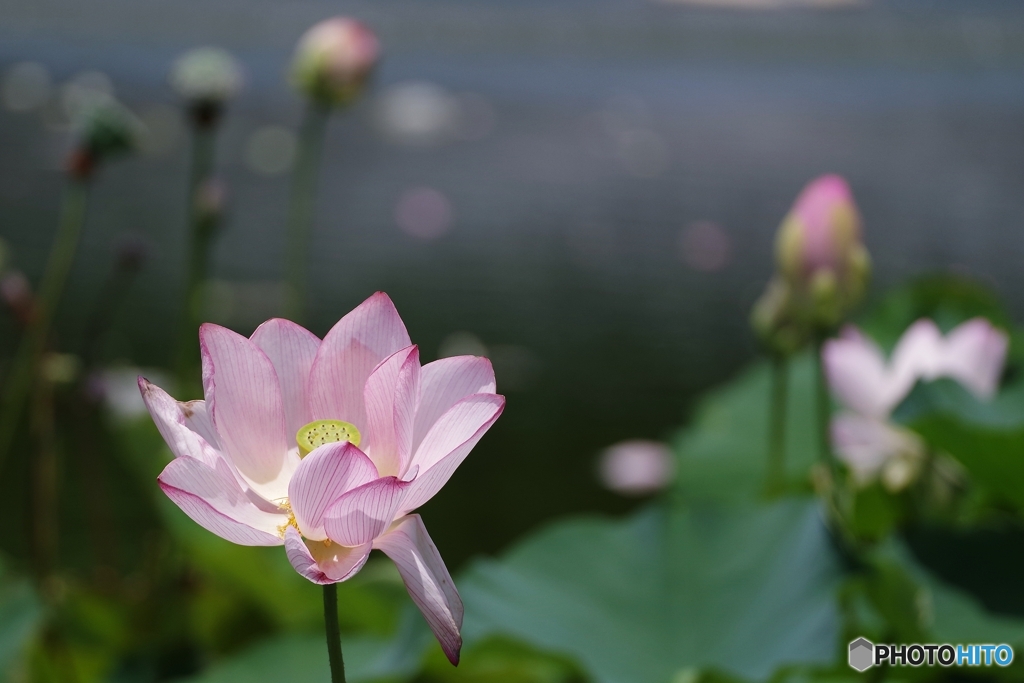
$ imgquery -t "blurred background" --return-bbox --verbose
[2,0,1024,681]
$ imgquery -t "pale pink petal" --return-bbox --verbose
[284,526,371,584]
[309,292,412,432]
[831,413,921,484]
[823,327,905,417]
[323,477,409,547]
[139,378,221,469]
[937,318,1008,399]
[401,393,505,514]
[413,356,496,454]
[890,319,944,391]
[409,393,505,475]
[250,318,321,442]
[374,515,462,665]
[158,456,285,546]
[363,346,420,477]
[178,399,220,449]
[200,324,294,501]
[288,441,378,541]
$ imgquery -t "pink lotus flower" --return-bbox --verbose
[823,318,1007,486]
[139,292,504,664]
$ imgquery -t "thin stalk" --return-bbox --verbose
[0,180,89,471]
[284,102,330,324]
[765,353,789,497]
[323,583,346,683]
[30,374,57,580]
[175,125,217,394]
[813,337,835,473]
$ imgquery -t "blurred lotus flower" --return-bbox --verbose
[774,174,870,330]
[598,440,675,495]
[170,47,243,125]
[831,413,924,490]
[139,292,503,664]
[291,17,379,108]
[68,96,144,179]
[824,318,1007,488]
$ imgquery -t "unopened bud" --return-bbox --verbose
[774,174,870,330]
[291,18,379,108]
[194,177,227,223]
[0,270,34,324]
[69,96,144,178]
[170,47,243,127]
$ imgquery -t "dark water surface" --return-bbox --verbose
[1,0,1024,565]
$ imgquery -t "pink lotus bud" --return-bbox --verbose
[1,270,34,324]
[774,175,870,328]
[194,177,227,226]
[291,18,379,107]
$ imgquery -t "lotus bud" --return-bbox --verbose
[170,47,243,127]
[774,174,870,330]
[67,96,144,179]
[0,270,34,325]
[291,17,379,108]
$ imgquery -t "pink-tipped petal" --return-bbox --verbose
[364,346,420,477]
[413,356,496,454]
[158,456,285,546]
[309,292,412,433]
[200,324,294,501]
[823,328,905,417]
[939,318,1008,399]
[373,515,463,665]
[284,526,371,584]
[139,378,221,468]
[288,442,378,541]
[250,318,321,442]
[323,476,409,547]
[401,393,505,514]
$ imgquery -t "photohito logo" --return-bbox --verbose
[849,638,1014,671]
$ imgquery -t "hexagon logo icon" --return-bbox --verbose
[849,638,874,672]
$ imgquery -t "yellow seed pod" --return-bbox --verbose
[296,419,361,457]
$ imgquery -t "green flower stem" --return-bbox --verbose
[0,180,89,471]
[175,124,217,395]
[323,583,347,683]
[813,337,836,474]
[30,374,57,579]
[284,101,330,324]
[765,353,789,497]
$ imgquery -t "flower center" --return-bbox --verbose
[296,419,361,457]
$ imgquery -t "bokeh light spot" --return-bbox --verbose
[679,221,731,272]
[395,186,453,240]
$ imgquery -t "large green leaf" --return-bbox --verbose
[457,499,843,683]
[0,569,43,680]
[672,354,820,502]
[911,414,1024,511]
